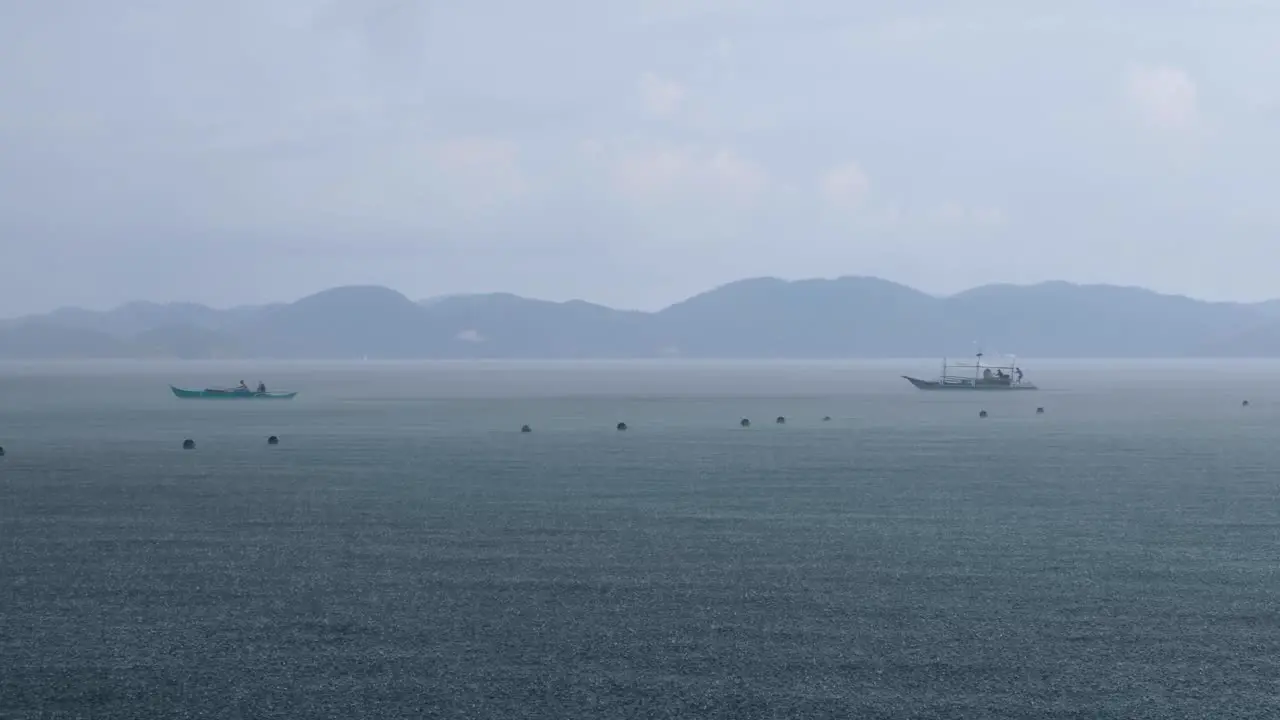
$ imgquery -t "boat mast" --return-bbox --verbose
[974,349,983,387]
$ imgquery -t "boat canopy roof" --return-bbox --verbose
[943,352,1021,369]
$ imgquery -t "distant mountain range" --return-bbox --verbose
[3,277,1280,359]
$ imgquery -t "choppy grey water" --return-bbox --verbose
[3,359,1280,719]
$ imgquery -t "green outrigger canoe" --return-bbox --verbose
[170,385,298,400]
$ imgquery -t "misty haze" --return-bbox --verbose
[7,277,1280,359]
[4,2,1280,718]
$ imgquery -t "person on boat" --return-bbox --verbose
[1015,367,1023,383]
[236,380,248,391]
[256,381,266,393]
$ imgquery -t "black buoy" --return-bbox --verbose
[0,445,5,457]
[182,439,195,450]
[521,424,532,433]
[776,416,786,424]
[1243,400,1250,407]
[822,416,831,422]
[267,435,279,445]
[1036,407,1044,414]
[978,410,988,418]
[616,422,627,431]
[740,418,750,428]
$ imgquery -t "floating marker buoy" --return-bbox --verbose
[520,424,532,433]
[1036,407,1045,414]
[0,445,5,457]
[1243,400,1250,407]
[740,418,750,428]
[616,422,627,431]
[776,416,786,424]
[978,410,988,418]
[182,439,195,450]
[822,416,831,422]
[267,435,279,445]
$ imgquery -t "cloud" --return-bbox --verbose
[629,0,789,26]
[832,202,1007,233]
[1126,64,1199,133]
[970,206,1007,226]
[818,162,1006,232]
[608,144,767,205]
[638,72,687,118]
[820,162,871,209]
[198,134,527,237]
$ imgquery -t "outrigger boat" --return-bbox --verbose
[903,351,1036,390]
[170,385,298,400]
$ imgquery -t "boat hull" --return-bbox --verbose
[170,385,298,400]
[903,376,1037,391]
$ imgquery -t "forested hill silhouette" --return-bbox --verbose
[1,277,1276,359]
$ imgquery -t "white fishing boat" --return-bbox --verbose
[902,351,1036,390]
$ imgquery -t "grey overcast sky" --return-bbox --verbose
[2,0,1279,315]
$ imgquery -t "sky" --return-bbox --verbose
[2,0,1279,315]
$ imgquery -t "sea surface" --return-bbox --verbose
[3,359,1280,719]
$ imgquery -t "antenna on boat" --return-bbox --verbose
[973,342,983,385]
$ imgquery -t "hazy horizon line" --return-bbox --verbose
[2,357,1276,367]
[8,274,1278,321]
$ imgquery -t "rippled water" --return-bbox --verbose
[3,360,1280,718]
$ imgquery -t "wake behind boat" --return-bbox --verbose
[903,352,1037,390]
[170,381,297,400]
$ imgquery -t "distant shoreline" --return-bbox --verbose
[4,277,1280,359]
